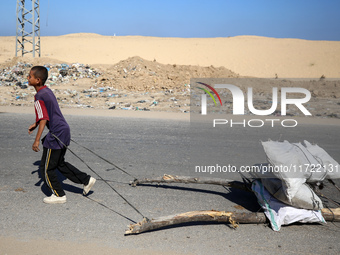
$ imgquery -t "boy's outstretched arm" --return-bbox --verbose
[30,119,47,152]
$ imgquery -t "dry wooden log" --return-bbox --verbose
[130,174,249,191]
[321,208,340,221]
[125,210,266,235]
[125,208,340,235]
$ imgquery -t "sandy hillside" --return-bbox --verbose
[1,34,340,78]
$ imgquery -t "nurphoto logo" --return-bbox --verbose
[193,79,312,128]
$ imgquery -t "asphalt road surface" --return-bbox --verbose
[0,112,339,254]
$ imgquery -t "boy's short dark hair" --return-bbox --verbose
[31,66,48,85]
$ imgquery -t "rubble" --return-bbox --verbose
[0,56,339,116]
[0,58,193,112]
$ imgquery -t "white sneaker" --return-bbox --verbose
[43,194,67,204]
[83,177,96,195]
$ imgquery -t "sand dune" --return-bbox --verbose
[1,34,339,78]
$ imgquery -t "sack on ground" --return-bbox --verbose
[252,180,325,231]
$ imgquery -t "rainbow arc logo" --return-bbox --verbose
[197,82,222,106]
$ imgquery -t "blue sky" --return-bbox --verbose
[1,0,340,40]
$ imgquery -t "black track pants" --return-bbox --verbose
[40,147,90,197]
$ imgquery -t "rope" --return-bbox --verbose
[85,196,137,223]
[51,133,146,219]
[325,205,336,222]
[70,138,137,179]
[291,143,328,182]
[328,179,340,193]
[66,145,146,218]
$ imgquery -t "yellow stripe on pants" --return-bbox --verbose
[45,149,59,197]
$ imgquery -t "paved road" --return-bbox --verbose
[0,112,339,254]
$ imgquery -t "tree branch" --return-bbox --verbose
[130,174,249,191]
[125,208,340,235]
[125,210,266,235]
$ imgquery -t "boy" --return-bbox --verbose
[28,66,96,204]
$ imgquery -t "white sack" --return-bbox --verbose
[252,180,325,231]
[303,140,340,180]
[261,140,332,201]
[248,165,323,210]
[262,178,323,210]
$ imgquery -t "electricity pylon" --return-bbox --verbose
[16,0,40,57]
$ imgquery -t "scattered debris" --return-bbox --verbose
[1,57,339,116]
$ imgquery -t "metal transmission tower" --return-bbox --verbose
[16,0,41,57]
